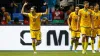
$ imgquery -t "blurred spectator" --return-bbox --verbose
[41,17,49,25]
[23,16,29,25]
[52,8,64,20]
[64,5,74,25]
[45,0,56,13]
[52,7,64,24]
[66,5,74,15]
[10,1,18,13]
[68,0,74,5]
[41,2,47,12]
[13,17,21,25]
[60,0,68,8]
[0,7,11,24]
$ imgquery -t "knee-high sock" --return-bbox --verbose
[71,39,74,47]
[98,38,100,49]
[84,41,88,51]
[32,42,36,52]
[91,39,94,51]
[74,40,79,50]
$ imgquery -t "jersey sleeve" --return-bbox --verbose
[28,13,30,17]
[78,9,81,16]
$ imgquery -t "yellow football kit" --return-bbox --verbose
[91,11,100,37]
[28,13,42,40]
[78,8,92,36]
[69,12,80,38]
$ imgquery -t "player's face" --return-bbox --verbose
[1,7,5,12]
[90,6,94,10]
[95,4,99,10]
[30,7,36,14]
[75,7,79,12]
[84,3,89,8]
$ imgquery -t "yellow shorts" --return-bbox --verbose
[91,29,100,37]
[30,30,41,40]
[71,31,80,38]
[81,27,91,36]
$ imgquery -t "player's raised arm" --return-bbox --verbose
[21,2,29,16]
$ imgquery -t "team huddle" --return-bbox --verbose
[68,1,100,54]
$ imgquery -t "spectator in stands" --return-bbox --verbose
[46,0,56,13]
[52,7,64,24]
[0,7,11,24]
[23,16,29,25]
[64,5,74,25]
[52,7,64,20]
[41,2,47,12]
[41,17,49,25]
[10,1,18,13]
[66,5,74,15]
[13,17,21,25]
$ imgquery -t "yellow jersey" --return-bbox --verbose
[28,13,42,30]
[92,11,100,28]
[78,8,92,27]
[69,12,78,31]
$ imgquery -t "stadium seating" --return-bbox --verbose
[12,13,24,21]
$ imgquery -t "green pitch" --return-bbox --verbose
[0,51,100,56]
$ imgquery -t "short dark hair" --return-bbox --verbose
[84,1,89,5]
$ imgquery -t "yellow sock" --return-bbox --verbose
[82,42,85,50]
[98,39,100,48]
[84,42,88,51]
[74,41,78,50]
[91,40,94,51]
[71,39,74,46]
[32,42,36,52]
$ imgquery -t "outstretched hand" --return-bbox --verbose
[23,2,28,6]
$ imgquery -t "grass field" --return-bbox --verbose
[0,51,100,56]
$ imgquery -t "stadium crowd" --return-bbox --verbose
[0,0,99,25]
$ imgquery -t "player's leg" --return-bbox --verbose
[98,36,100,52]
[91,37,96,53]
[81,27,86,53]
[91,29,96,53]
[74,32,80,52]
[36,31,41,46]
[82,34,86,54]
[97,29,100,52]
[70,31,76,51]
[30,30,37,53]
[32,38,37,53]
[84,28,91,54]
[84,36,89,51]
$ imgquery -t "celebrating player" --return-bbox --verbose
[77,1,93,54]
[91,3,100,53]
[68,6,80,52]
[21,2,48,54]
[91,3,100,52]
